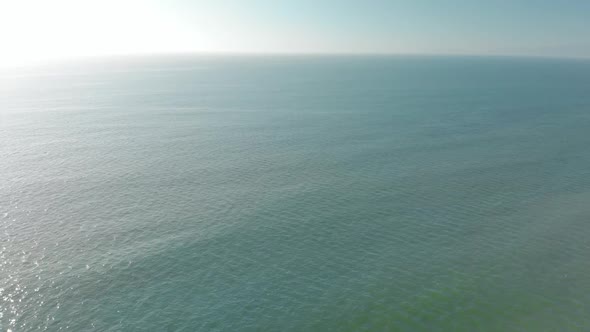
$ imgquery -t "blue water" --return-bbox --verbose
[2,55,590,331]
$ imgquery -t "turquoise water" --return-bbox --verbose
[2,56,590,331]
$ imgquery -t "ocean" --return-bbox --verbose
[2,55,590,331]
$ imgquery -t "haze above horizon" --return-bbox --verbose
[2,0,590,67]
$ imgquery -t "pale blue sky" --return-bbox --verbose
[1,0,589,65]
[167,0,590,56]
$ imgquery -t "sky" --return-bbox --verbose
[1,0,590,66]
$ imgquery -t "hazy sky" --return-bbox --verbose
[1,0,590,65]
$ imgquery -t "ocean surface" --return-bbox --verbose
[2,55,590,331]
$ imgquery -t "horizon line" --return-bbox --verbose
[4,51,590,69]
